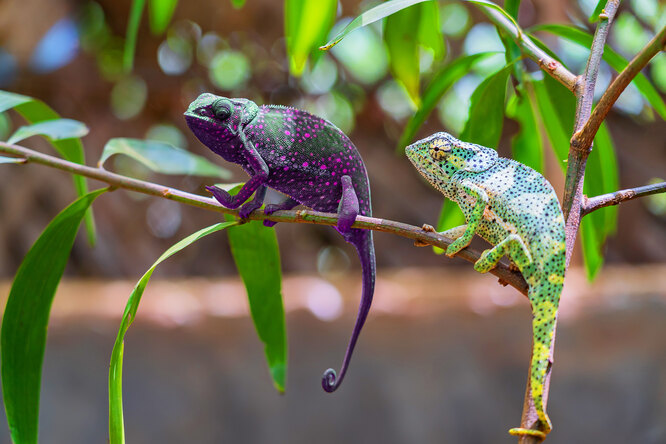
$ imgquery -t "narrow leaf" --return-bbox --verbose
[231,0,246,8]
[227,219,287,392]
[385,3,423,105]
[321,0,430,50]
[8,118,89,144]
[148,0,178,34]
[398,52,497,150]
[99,138,231,179]
[466,0,521,32]
[460,63,514,148]
[0,90,96,244]
[285,0,337,76]
[109,221,237,444]
[531,76,574,166]
[506,88,544,173]
[417,1,445,60]
[532,24,666,119]
[2,188,107,444]
[580,216,604,280]
[124,0,147,72]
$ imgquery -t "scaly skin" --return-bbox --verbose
[185,93,375,393]
[406,132,565,438]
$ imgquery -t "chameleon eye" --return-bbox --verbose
[212,100,233,121]
[429,146,449,161]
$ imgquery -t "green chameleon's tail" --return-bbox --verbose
[525,271,563,436]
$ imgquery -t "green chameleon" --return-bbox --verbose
[406,132,566,438]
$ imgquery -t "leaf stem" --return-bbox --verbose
[582,181,666,215]
[0,140,528,295]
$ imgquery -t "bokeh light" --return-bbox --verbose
[330,20,388,85]
[209,50,251,90]
[110,75,147,120]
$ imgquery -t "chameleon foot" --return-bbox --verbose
[414,224,436,247]
[508,427,547,440]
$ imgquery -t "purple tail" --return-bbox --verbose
[322,230,376,392]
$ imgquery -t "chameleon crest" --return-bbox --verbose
[185,93,375,393]
[406,132,566,438]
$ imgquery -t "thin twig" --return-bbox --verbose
[572,25,666,152]
[582,181,666,215]
[475,5,578,91]
[0,140,528,295]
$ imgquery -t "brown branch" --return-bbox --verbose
[0,140,528,295]
[474,4,578,91]
[572,24,666,150]
[582,181,666,216]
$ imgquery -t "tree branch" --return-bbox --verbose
[562,0,620,266]
[0,140,528,295]
[475,4,578,92]
[572,24,666,151]
[582,181,666,216]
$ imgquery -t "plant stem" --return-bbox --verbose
[475,4,578,91]
[582,181,666,215]
[572,24,666,152]
[0,140,529,295]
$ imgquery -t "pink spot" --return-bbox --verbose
[331,172,336,176]
[304,133,310,138]
[336,158,342,162]
[325,182,330,185]
[285,130,291,135]
[302,162,309,167]
[283,167,289,171]
[320,165,327,170]
[343,169,347,173]
[280,156,286,161]
[259,125,263,129]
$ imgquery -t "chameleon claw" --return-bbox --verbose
[508,427,547,440]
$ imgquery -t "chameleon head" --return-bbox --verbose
[406,132,499,189]
[184,93,259,153]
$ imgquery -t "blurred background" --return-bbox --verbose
[0,0,665,443]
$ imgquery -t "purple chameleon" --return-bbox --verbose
[185,93,375,392]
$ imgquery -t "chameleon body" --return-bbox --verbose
[406,132,565,438]
[185,93,375,392]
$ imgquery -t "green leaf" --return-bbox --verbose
[321,0,430,50]
[285,0,337,76]
[226,219,287,392]
[109,221,237,444]
[531,75,574,167]
[504,0,520,18]
[466,0,521,32]
[99,138,231,179]
[0,90,96,245]
[2,188,107,444]
[580,216,604,280]
[432,198,466,255]
[588,0,607,23]
[506,88,544,173]
[460,63,514,148]
[385,4,423,105]
[398,52,497,150]
[148,0,178,34]
[417,1,445,60]
[7,118,89,144]
[231,0,246,8]
[124,0,147,72]
[531,23,666,119]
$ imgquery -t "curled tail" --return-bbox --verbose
[322,230,376,392]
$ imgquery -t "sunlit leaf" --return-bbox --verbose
[0,90,96,244]
[148,0,178,34]
[99,138,231,179]
[531,75,574,166]
[504,0,520,18]
[580,216,604,280]
[417,1,445,60]
[124,0,147,72]
[231,0,246,8]
[506,88,544,173]
[432,198,466,255]
[398,52,497,150]
[227,219,287,392]
[285,0,337,76]
[109,221,237,444]
[586,122,619,236]
[531,23,666,119]
[466,0,521,32]
[588,0,607,22]
[2,188,107,444]
[7,118,89,144]
[460,63,514,148]
[385,4,422,105]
